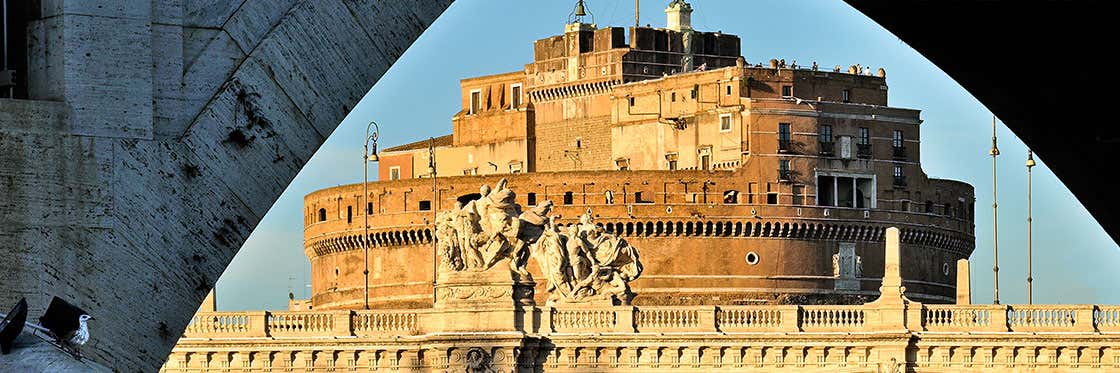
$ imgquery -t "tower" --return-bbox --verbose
[665,0,693,32]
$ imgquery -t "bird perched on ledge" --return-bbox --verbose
[0,298,28,354]
[38,296,93,358]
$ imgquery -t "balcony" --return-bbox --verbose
[819,141,834,156]
[857,143,872,158]
[892,146,907,159]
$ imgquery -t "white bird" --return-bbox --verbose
[67,314,92,346]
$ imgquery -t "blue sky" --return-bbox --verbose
[214,0,1120,311]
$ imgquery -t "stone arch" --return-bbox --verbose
[645,222,654,236]
[318,208,327,222]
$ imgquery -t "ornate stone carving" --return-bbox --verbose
[464,347,493,373]
[529,214,643,305]
[434,179,643,305]
[435,179,531,279]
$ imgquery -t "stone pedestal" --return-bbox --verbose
[430,261,535,333]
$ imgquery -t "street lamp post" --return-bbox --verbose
[362,121,380,310]
[989,115,1000,305]
[1026,149,1036,304]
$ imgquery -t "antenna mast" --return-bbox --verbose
[635,0,640,27]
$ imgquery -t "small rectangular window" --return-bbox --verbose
[671,92,676,102]
[628,97,635,106]
[367,202,373,215]
[668,160,678,170]
[778,160,791,181]
[346,206,353,223]
[510,84,522,108]
[527,193,537,206]
[418,200,432,211]
[781,85,792,97]
[859,127,870,145]
[726,85,733,96]
[563,192,574,205]
[719,114,732,132]
[767,192,778,205]
[792,185,805,205]
[892,130,904,148]
[469,89,481,114]
[691,85,698,99]
[819,125,832,143]
[842,89,851,103]
[389,167,401,180]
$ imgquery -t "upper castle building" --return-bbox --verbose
[303,1,975,310]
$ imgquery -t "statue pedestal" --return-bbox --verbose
[431,262,535,333]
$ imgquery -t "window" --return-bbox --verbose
[925,201,934,213]
[575,138,582,149]
[842,89,851,103]
[691,84,698,99]
[792,185,805,205]
[819,125,834,155]
[628,97,635,106]
[816,174,876,208]
[723,190,739,204]
[857,127,871,158]
[892,130,906,158]
[668,159,678,170]
[389,166,401,180]
[634,192,652,204]
[726,85,732,96]
[346,206,352,223]
[700,154,711,170]
[462,168,477,176]
[767,192,778,205]
[469,89,481,114]
[615,158,630,171]
[418,200,432,211]
[318,208,327,222]
[367,202,373,215]
[563,192,574,205]
[781,85,792,97]
[527,193,537,206]
[510,84,522,108]
[671,92,676,102]
[748,182,757,204]
[893,164,906,186]
[778,123,791,151]
[509,162,523,174]
[720,114,733,132]
[778,160,791,181]
[819,125,833,143]
[665,152,678,170]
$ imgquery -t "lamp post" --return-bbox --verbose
[989,115,1000,305]
[428,137,438,304]
[362,121,380,310]
[1026,149,1036,304]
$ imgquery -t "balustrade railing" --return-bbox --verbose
[180,304,1120,339]
[800,305,866,331]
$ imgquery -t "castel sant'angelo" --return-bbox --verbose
[164,2,1120,372]
[303,0,974,311]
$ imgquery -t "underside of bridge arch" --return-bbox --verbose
[0,0,454,370]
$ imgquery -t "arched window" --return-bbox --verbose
[318,208,327,222]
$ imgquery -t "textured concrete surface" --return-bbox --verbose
[0,0,452,371]
[0,331,112,372]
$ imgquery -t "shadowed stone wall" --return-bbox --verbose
[0,0,452,370]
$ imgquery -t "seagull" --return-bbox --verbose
[0,298,28,354]
[38,296,93,358]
